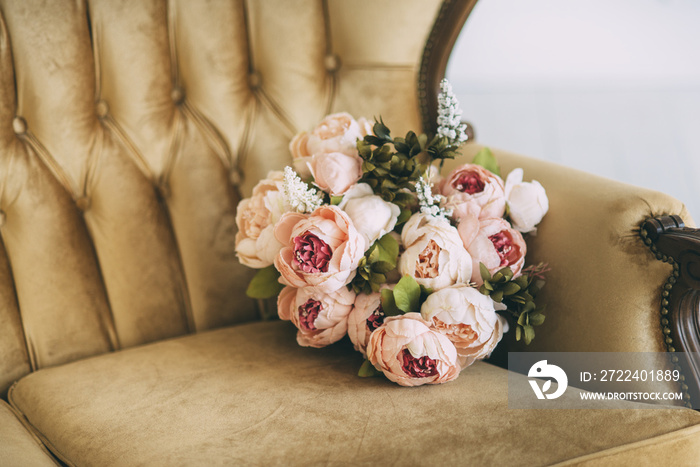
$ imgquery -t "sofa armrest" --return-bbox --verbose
[442,144,698,386]
[642,216,700,404]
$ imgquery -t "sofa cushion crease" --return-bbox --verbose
[8,320,700,466]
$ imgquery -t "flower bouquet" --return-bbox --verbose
[235,80,549,387]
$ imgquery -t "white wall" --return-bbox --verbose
[446,0,700,221]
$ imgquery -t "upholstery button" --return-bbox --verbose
[12,116,26,135]
[171,87,185,105]
[96,100,109,118]
[248,71,262,90]
[0,210,5,227]
[324,54,341,73]
[229,169,242,186]
[157,183,170,199]
[75,196,91,212]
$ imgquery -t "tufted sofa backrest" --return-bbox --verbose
[0,0,474,394]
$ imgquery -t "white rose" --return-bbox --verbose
[398,213,472,291]
[338,183,400,249]
[420,285,508,368]
[504,168,548,234]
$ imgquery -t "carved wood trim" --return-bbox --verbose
[419,0,478,135]
[642,215,700,408]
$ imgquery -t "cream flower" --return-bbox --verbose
[274,205,365,293]
[420,285,508,368]
[338,183,400,249]
[235,171,286,268]
[277,286,355,348]
[440,164,506,220]
[366,313,460,387]
[459,217,527,285]
[398,213,472,291]
[504,168,549,234]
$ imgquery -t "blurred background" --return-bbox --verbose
[446,0,700,221]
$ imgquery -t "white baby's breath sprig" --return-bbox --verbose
[282,166,324,213]
[437,79,468,145]
[416,174,452,220]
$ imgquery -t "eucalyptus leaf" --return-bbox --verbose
[245,265,284,299]
[523,325,536,345]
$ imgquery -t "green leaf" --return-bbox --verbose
[376,234,399,266]
[330,195,343,206]
[245,265,284,299]
[471,147,500,176]
[397,208,412,225]
[393,275,421,313]
[479,262,492,282]
[523,325,536,345]
[358,359,381,377]
[502,282,521,296]
[516,326,522,341]
[529,313,546,326]
[380,288,401,316]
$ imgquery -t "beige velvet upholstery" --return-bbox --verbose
[2,0,700,465]
[9,320,700,467]
[0,401,58,467]
[0,0,441,394]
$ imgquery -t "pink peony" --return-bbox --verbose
[289,132,313,179]
[420,285,508,368]
[440,164,506,220]
[459,217,527,285]
[367,313,460,386]
[277,286,355,348]
[289,113,373,181]
[398,213,472,291]
[274,205,365,293]
[235,171,286,268]
[347,285,393,356]
[306,112,365,157]
[308,152,363,196]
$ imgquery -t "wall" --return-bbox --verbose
[447,0,700,221]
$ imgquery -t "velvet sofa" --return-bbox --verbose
[1,0,700,465]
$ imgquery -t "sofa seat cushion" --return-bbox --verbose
[8,321,700,466]
[0,400,58,466]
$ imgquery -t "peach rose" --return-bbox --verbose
[347,285,393,356]
[459,217,527,285]
[504,168,549,234]
[308,152,363,196]
[277,286,355,348]
[420,285,508,368]
[440,164,506,220]
[235,171,286,268]
[274,205,365,293]
[398,213,472,291]
[367,313,460,386]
